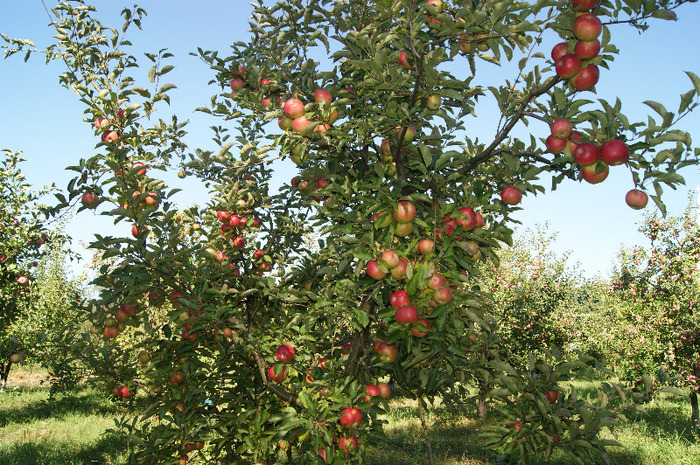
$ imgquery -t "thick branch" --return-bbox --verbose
[459,76,561,175]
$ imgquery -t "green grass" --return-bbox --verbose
[0,366,129,465]
[2,366,699,465]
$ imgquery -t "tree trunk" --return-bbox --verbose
[478,379,488,419]
[417,397,434,465]
[690,390,699,432]
[0,361,11,392]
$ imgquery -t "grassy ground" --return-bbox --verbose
[2,366,699,465]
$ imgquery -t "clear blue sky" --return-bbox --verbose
[1,1,699,279]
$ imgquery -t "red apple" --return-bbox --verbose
[390,258,409,279]
[395,304,418,325]
[314,89,332,105]
[580,162,609,184]
[276,344,295,363]
[432,286,452,305]
[339,407,363,429]
[398,51,412,70]
[381,249,400,269]
[501,186,523,205]
[268,365,287,383]
[283,98,305,119]
[455,206,477,230]
[417,238,435,255]
[291,115,313,134]
[566,130,583,155]
[411,318,430,337]
[544,390,559,404]
[574,39,601,60]
[573,142,600,166]
[94,117,110,128]
[426,0,443,12]
[372,210,393,228]
[366,384,381,397]
[376,342,398,363]
[101,130,119,143]
[550,118,572,140]
[390,289,411,308]
[338,436,358,455]
[104,327,119,338]
[546,135,567,154]
[572,0,596,11]
[169,370,186,385]
[115,385,132,398]
[378,382,391,398]
[428,273,446,290]
[15,276,29,287]
[600,139,629,166]
[571,64,599,91]
[550,42,570,62]
[393,200,416,223]
[555,54,581,79]
[366,260,387,280]
[625,189,648,210]
[229,78,244,91]
[573,14,602,42]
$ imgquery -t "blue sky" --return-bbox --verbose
[1,1,699,279]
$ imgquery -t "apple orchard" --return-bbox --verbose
[2,0,700,464]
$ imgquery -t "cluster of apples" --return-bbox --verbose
[94,109,126,144]
[268,343,295,383]
[380,124,417,176]
[546,118,648,208]
[552,0,603,91]
[229,65,286,109]
[290,175,331,202]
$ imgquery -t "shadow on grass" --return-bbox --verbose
[0,431,129,465]
[0,385,120,428]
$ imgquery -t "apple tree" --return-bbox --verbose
[4,0,700,463]
[0,150,52,391]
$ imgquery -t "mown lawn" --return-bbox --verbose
[1,366,699,465]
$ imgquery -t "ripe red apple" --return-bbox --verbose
[475,212,484,228]
[366,384,381,397]
[115,385,132,398]
[398,51,412,70]
[390,258,409,280]
[94,117,110,128]
[426,0,443,12]
[555,54,581,79]
[338,436,359,455]
[566,130,583,155]
[395,304,418,324]
[291,115,313,134]
[573,14,602,42]
[268,365,288,383]
[393,200,416,223]
[455,206,477,230]
[580,162,609,184]
[104,327,119,338]
[572,0,596,11]
[390,289,411,308]
[411,318,430,337]
[544,389,559,404]
[573,142,600,166]
[339,407,363,429]
[625,189,648,210]
[230,78,244,91]
[550,118,572,140]
[376,342,398,363]
[432,286,452,305]
[426,94,441,111]
[574,39,601,60]
[366,260,387,280]
[546,135,567,154]
[169,370,186,385]
[101,130,119,143]
[571,64,599,91]
[428,273,446,290]
[314,89,332,105]
[417,238,435,255]
[381,249,400,269]
[600,139,629,166]
[501,186,523,205]
[276,344,295,363]
[80,192,99,207]
[283,98,305,119]
[378,382,391,398]
[550,42,570,62]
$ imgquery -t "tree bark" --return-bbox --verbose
[690,390,699,432]
[417,397,434,465]
[478,379,488,419]
[0,361,11,392]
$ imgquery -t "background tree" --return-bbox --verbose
[0,150,52,391]
[3,0,700,463]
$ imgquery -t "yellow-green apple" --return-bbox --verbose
[372,210,392,228]
[426,94,441,111]
[396,123,416,142]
